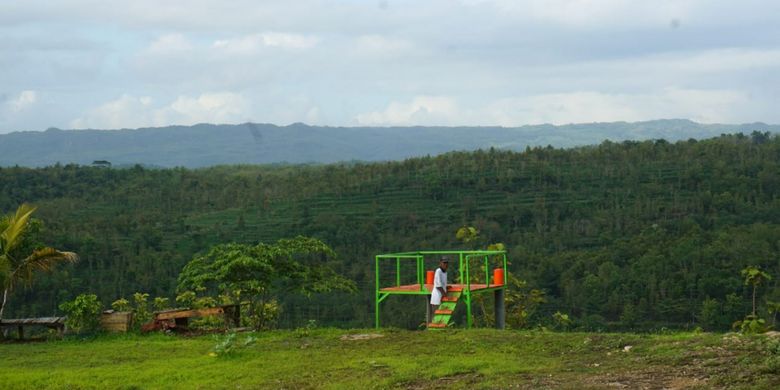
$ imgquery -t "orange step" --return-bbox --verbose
[442,296,459,302]
[435,309,453,315]
[427,322,447,328]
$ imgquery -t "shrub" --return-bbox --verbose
[111,298,131,312]
[132,292,151,325]
[59,294,102,333]
[152,297,170,312]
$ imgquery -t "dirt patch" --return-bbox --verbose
[586,368,712,390]
[402,371,485,390]
[340,333,384,341]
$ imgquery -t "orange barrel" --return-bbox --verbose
[493,268,505,285]
[426,270,435,285]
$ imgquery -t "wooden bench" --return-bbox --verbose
[145,305,240,332]
[0,317,66,339]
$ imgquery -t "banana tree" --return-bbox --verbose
[0,204,78,321]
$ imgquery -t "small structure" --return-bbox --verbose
[101,311,134,332]
[374,250,508,330]
[143,305,240,332]
[0,317,66,339]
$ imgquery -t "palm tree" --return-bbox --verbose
[0,204,78,321]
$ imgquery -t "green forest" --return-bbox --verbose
[1,132,779,331]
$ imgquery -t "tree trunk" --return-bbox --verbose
[0,288,8,322]
[752,285,757,317]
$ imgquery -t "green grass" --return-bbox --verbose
[1,329,779,389]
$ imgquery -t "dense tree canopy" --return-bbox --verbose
[1,132,778,330]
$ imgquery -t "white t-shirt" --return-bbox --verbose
[430,267,448,305]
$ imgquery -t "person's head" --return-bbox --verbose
[439,256,449,271]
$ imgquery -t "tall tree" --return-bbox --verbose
[177,236,356,329]
[0,204,78,320]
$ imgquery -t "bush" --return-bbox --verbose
[733,315,769,334]
[132,292,151,326]
[111,298,131,312]
[59,294,102,334]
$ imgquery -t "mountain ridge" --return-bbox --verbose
[1,119,777,168]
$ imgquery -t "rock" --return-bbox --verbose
[623,345,633,352]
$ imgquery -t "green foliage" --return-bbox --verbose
[504,276,546,329]
[152,297,170,312]
[111,298,131,312]
[733,315,769,334]
[4,134,780,330]
[59,293,102,333]
[767,301,780,328]
[619,303,638,329]
[175,291,196,308]
[132,292,151,325]
[212,332,238,356]
[0,204,77,320]
[456,226,480,245]
[13,328,780,389]
[211,332,258,357]
[552,311,572,331]
[177,237,355,330]
[742,266,772,317]
[698,298,724,331]
[742,266,772,287]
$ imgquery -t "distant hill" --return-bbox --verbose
[0,119,777,167]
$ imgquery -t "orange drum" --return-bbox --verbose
[426,270,435,285]
[493,268,505,285]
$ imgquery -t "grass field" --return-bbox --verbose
[1,328,779,389]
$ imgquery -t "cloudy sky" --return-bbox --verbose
[1,0,779,133]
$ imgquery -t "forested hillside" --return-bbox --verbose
[1,132,778,330]
[1,120,778,167]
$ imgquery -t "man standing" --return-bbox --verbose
[430,257,449,311]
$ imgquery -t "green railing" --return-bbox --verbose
[374,250,507,329]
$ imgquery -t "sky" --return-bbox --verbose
[1,0,779,133]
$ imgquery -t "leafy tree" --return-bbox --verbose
[177,236,356,329]
[504,275,546,329]
[0,204,78,321]
[741,266,771,317]
[456,226,480,245]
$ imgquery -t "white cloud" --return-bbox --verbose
[353,35,416,58]
[355,96,460,126]
[147,33,193,53]
[486,88,749,125]
[212,32,319,54]
[162,92,249,124]
[356,88,753,126]
[70,92,249,129]
[6,90,37,112]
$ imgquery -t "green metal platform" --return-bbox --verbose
[374,250,508,329]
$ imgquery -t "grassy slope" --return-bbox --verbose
[1,329,778,389]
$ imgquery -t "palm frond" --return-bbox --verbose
[0,204,37,255]
[12,247,78,289]
[0,254,10,286]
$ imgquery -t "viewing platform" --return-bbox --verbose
[374,250,508,329]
